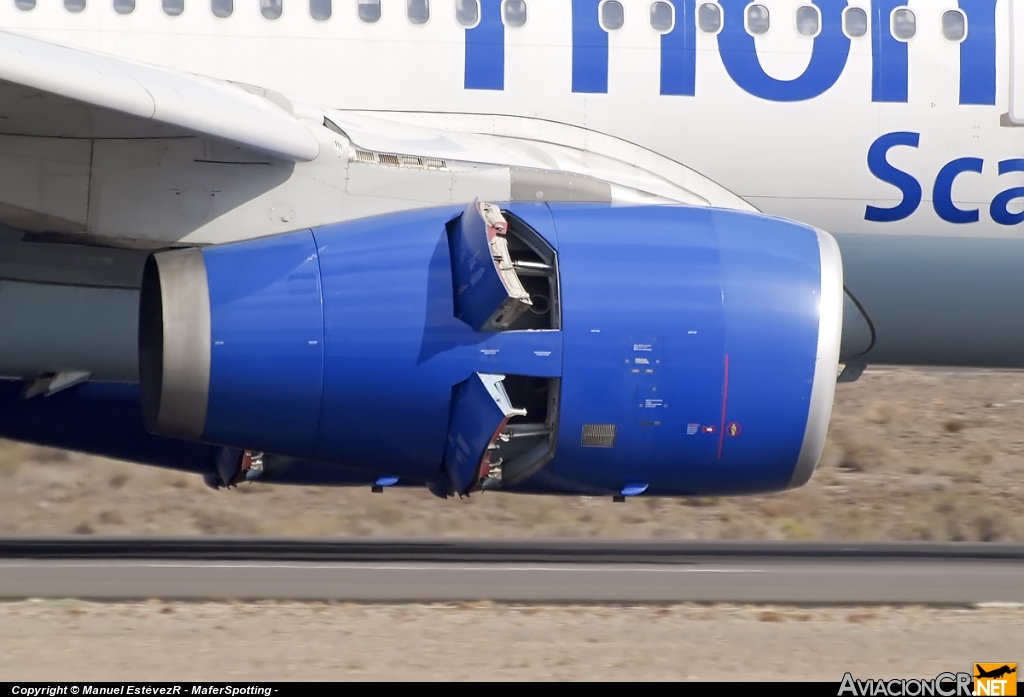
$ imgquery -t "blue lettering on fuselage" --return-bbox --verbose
[866,132,1024,225]
[463,0,998,105]
[933,157,985,224]
[718,0,850,102]
[871,0,908,102]
[992,160,1024,226]
[465,0,505,91]
[865,131,921,222]
[572,0,608,93]
[660,0,696,97]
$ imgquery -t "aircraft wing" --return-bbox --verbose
[0,31,843,503]
[0,29,763,386]
[0,30,319,162]
[0,29,755,248]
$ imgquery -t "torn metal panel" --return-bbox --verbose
[448,200,533,332]
[443,372,526,495]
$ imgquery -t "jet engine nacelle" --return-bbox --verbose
[139,202,842,498]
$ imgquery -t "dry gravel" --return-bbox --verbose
[1,366,1023,540]
[2,367,1024,681]
[0,601,1019,681]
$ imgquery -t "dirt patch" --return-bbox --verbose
[2,367,1023,540]
[0,602,1019,681]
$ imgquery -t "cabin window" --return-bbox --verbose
[163,0,184,16]
[357,0,380,23]
[843,7,867,38]
[649,2,673,33]
[64,0,86,12]
[942,9,966,42]
[15,0,36,9]
[211,0,232,18]
[600,1,624,31]
[113,0,135,14]
[408,0,429,24]
[260,0,282,20]
[891,8,915,40]
[503,0,526,27]
[310,0,331,21]
[697,3,721,33]
[456,0,478,27]
[746,4,769,35]
[796,5,818,37]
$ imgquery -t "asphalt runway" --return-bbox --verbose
[0,539,1022,604]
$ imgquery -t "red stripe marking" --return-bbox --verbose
[717,354,730,460]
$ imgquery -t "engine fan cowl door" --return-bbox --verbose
[449,200,533,332]
[443,372,525,495]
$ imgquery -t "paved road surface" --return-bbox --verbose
[1,539,1022,603]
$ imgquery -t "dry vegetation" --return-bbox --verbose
[2,367,1023,540]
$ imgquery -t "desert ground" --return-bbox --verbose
[0,601,1020,681]
[1,366,1023,540]
[2,367,1023,681]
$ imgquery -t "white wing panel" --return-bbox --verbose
[0,31,319,162]
[327,110,757,212]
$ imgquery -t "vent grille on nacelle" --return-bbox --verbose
[351,148,448,171]
[582,424,617,448]
[352,149,376,164]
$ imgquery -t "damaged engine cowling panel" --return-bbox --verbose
[138,201,843,498]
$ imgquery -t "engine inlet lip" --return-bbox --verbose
[138,248,211,441]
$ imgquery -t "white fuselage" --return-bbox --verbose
[2,0,1022,239]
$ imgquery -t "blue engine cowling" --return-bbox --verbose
[139,202,842,498]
